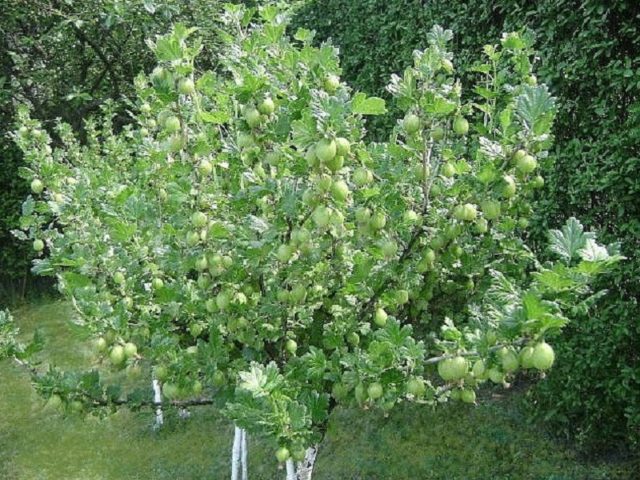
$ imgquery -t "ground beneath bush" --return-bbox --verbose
[0,300,634,479]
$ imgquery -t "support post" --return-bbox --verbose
[152,379,163,429]
[231,426,242,480]
[241,429,248,480]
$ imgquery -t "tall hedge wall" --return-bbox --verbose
[294,0,640,454]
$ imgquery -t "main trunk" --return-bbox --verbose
[284,445,318,480]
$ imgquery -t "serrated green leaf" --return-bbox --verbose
[475,86,497,99]
[533,266,578,292]
[421,91,456,116]
[499,107,513,130]
[426,25,453,48]
[259,5,279,21]
[154,36,182,62]
[351,93,387,115]
[21,197,35,217]
[501,32,526,50]
[198,110,229,124]
[288,401,310,430]
[522,292,545,320]
[294,28,314,43]
[376,319,413,347]
[172,24,198,42]
[548,217,594,262]
[477,163,498,184]
[60,272,92,290]
[301,347,327,381]
[576,261,607,275]
[516,85,556,135]
[238,362,282,397]
[299,391,330,423]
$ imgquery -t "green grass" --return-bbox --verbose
[0,300,635,479]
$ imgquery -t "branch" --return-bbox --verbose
[92,396,215,408]
[89,65,109,95]
[420,140,438,212]
[69,23,121,100]
[424,338,528,365]
[13,357,215,409]
[359,140,437,316]
[13,357,38,375]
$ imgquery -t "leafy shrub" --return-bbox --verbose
[10,5,622,477]
[293,0,640,455]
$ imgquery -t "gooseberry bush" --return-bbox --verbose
[11,5,622,479]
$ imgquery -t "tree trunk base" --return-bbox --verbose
[285,445,318,480]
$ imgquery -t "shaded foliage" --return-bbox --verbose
[0,0,257,300]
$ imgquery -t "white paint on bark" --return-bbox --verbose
[231,426,242,480]
[152,379,163,429]
[285,458,296,480]
[241,429,248,480]
[283,445,319,480]
[296,446,318,480]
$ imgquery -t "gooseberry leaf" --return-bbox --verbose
[548,217,594,262]
[351,93,387,115]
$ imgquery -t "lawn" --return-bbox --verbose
[0,300,634,479]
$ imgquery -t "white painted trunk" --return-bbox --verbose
[296,446,318,480]
[152,379,164,429]
[231,426,242,480]
[241,429,248,480]
[285,459,296,480]
[284,445,318,480]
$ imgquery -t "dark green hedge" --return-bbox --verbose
[294,0,640,455]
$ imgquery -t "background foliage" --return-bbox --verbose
[293,0,640,455]
[0,0,260,301]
